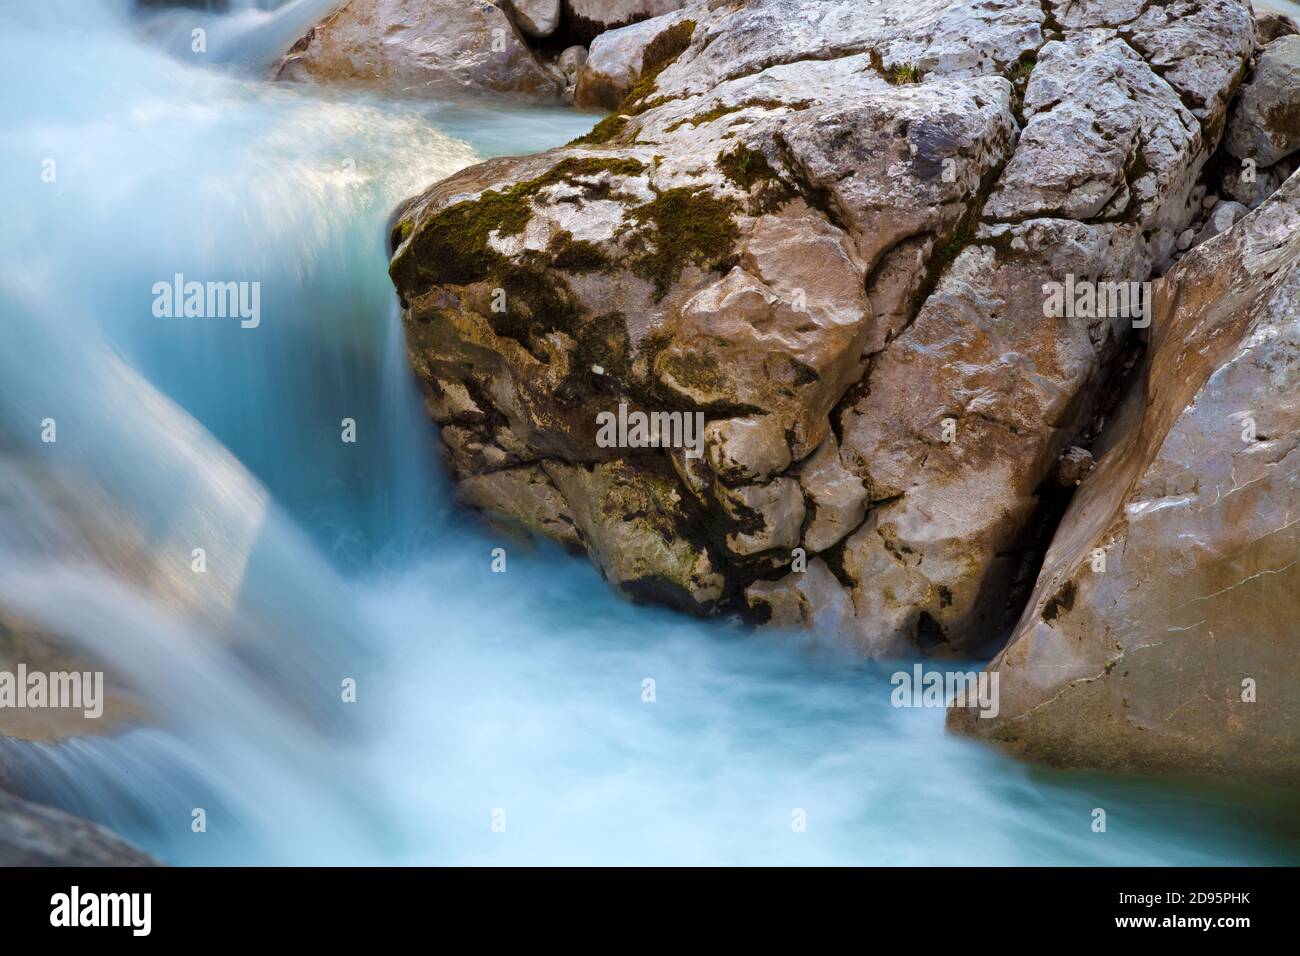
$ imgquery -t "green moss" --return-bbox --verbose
[718,144,793,214]
[623,187,740,300]
[718,144,776,190]
[665,103,744,132]
[393,156,646,288]
[568,113,629,146]
[549,230,609,273]
[621,19,696,112]
[1007,53,1036,87]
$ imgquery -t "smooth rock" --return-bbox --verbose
[502,0,561,39]
[275,0,561,100]
[1192,198,1249,245]
[746,558,852,633]
[951,169,1300,781]
[565,0,684,44]
[574,9,692,109]
[558,44,588,83]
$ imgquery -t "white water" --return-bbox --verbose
[1,0,1297,865]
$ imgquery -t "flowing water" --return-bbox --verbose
[0,0,1297,865]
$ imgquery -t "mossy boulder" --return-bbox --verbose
[391,0,1256,653]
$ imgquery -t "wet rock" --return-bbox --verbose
[1226,34,1300,167]
[390,0,1254,648]
[951,169,1300,781]
[275,0,561,101]
[545,460,726,611]
[746,558,852,633]
[0,790,160,866]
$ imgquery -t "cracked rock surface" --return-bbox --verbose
[951,168,1300,781]
[388,0,1256,650]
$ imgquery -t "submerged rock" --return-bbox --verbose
[0,789,159,866]
[951,170,1300,781]
[275,0,561,100]
[390,0,1256,652]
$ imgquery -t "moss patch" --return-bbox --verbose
[568,113,629,147]
[621,19,696,112]
[549,230,610,273]
[623,187,740,300]
[718,144,794,214]
[718,144,777,191]
[393,156,645,289]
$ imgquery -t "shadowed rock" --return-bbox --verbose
[950,169,1300,781]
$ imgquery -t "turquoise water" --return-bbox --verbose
[1,0,1297,865]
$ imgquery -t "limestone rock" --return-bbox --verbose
[574,9,693,109]
[951,169,1300,781]
[502,0,561,39]
[558,45,589,84]
[746,558,852,633]
[544,460,726,610]
[798,435,868,553]
[1226,35,1300,167]
[565,0,684,44]
[275,0,561,100]
[390,0,1255,642]
[1192,197,1249,245]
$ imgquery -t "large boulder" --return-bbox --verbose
[275,0,562,100]
[390,0,1256,643]
[564,0,684,44]
[575,9,693,109]
[951,169,1300,781]
[1225,34,1300,167]
[0,790,159,866]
